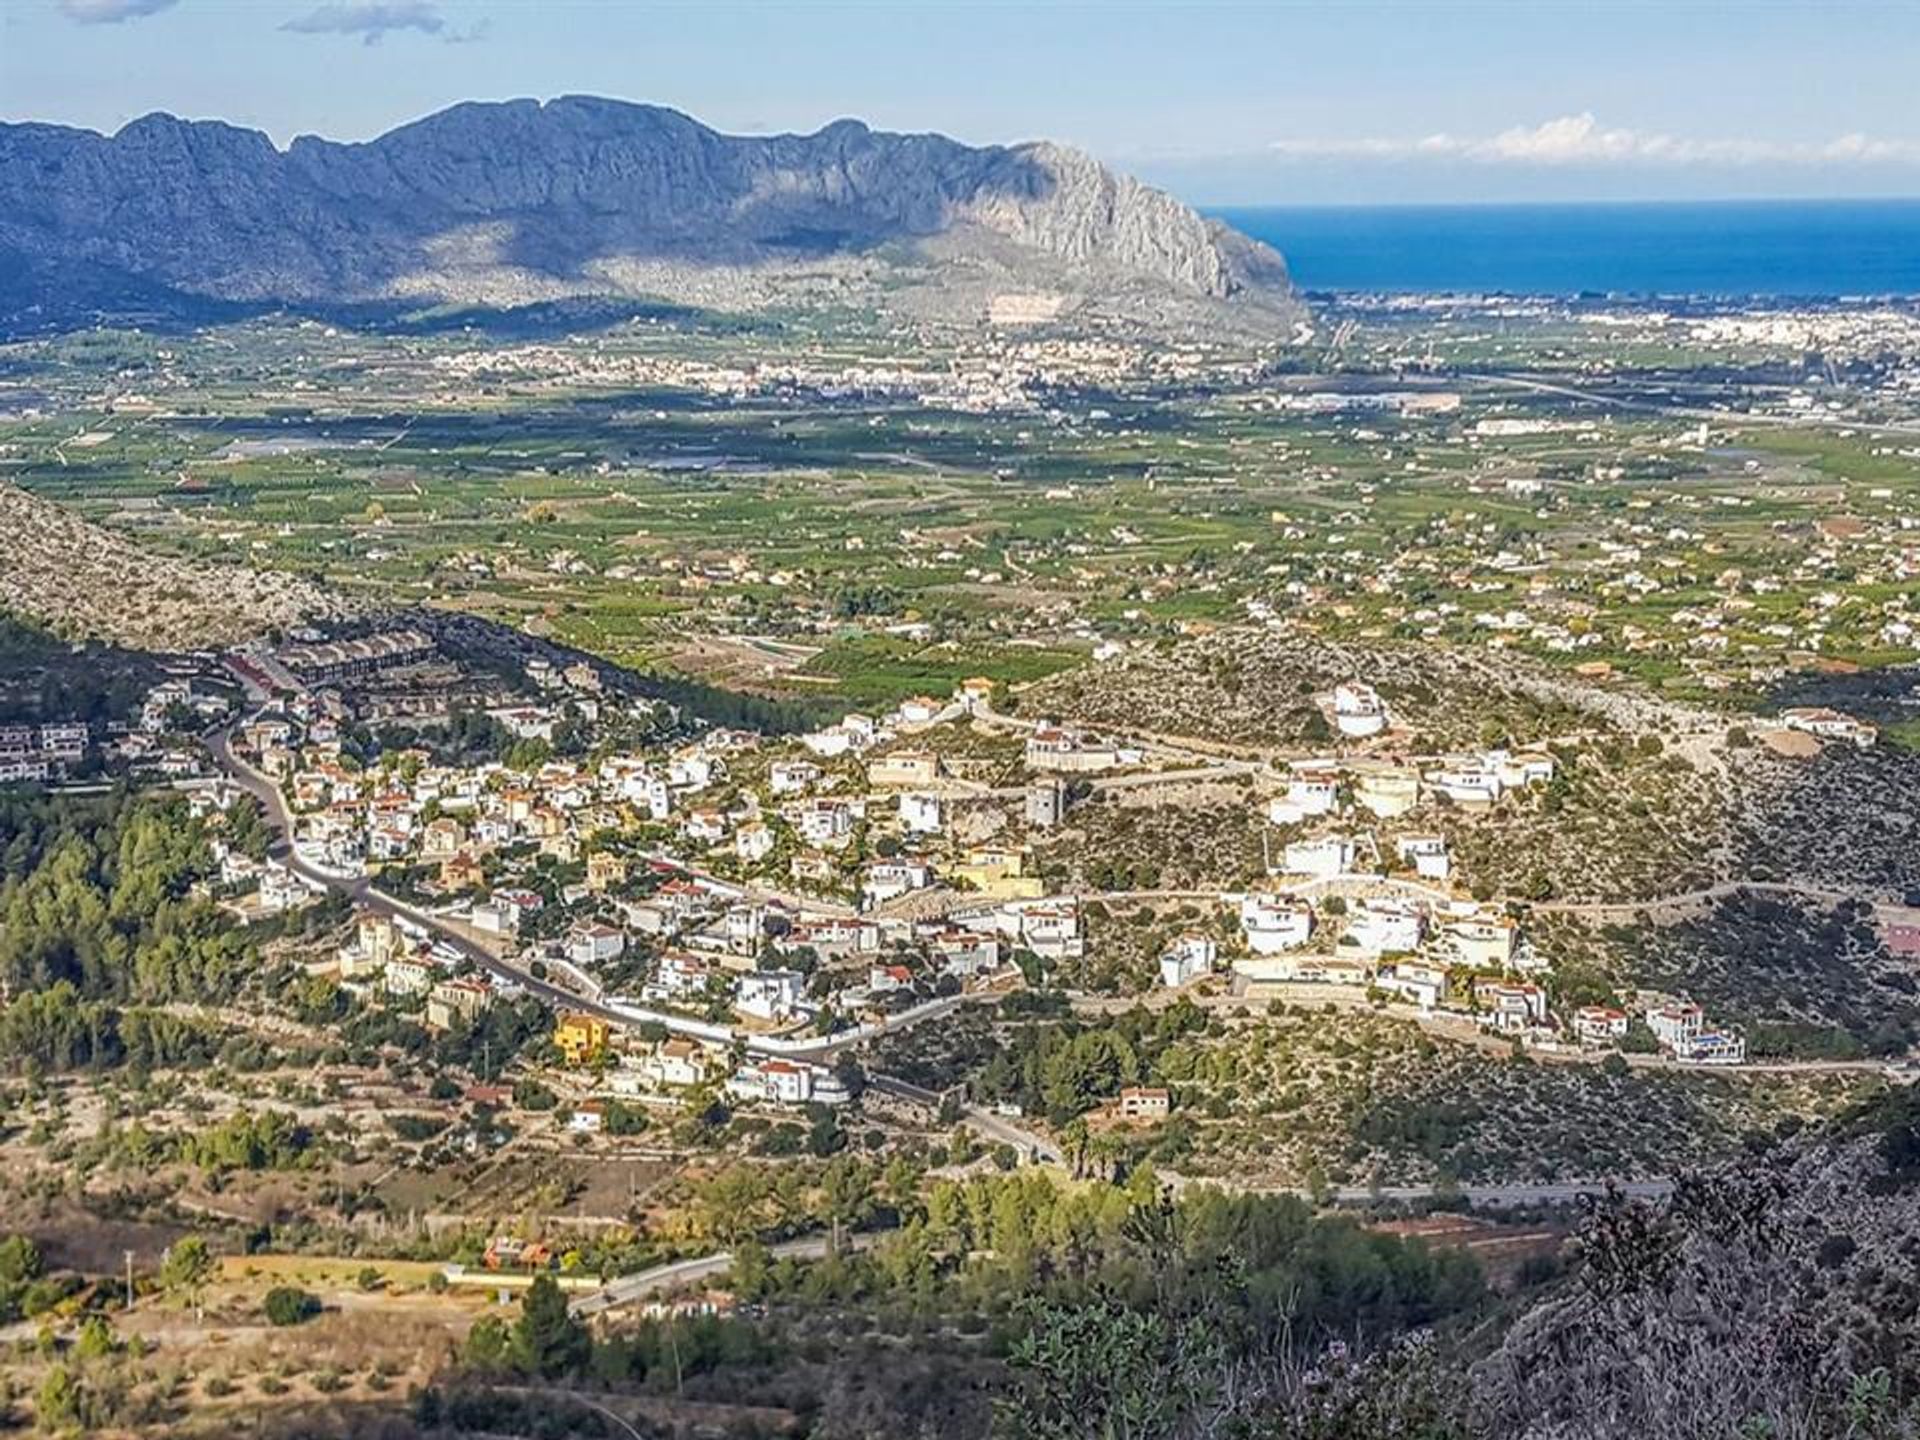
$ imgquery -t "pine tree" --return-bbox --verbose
[512,1274,587,1378]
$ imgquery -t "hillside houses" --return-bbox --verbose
[1025,725,1128,773]
[1779,706,1878,748]
[232,663,1764,1110]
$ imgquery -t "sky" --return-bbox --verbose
[5,0,1920,206]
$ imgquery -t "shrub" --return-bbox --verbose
[263,1286,320,1327]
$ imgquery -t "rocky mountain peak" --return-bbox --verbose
[0,96,1301,333]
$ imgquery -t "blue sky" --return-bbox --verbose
[6,0,1920,204]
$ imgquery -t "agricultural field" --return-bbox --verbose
[5,296,1920,716]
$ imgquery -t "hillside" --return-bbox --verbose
[0,97,1301,334]
[0,483,350,651]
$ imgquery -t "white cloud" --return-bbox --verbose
[58,0,178,23]
[280,0,474,44]
[1269,113,1920,167]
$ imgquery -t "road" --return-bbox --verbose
[570,1232,874,1318]
[1532,879,1918,921]
[1220,1178,1678,1208]
[1461,370,1920,439]
[865,1072,1063,1164]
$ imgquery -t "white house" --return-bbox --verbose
[735,822,776,864]
[1441,914,1518,970]
[1379,960,1449,1010]
[637,775,672,820]
[1490,750,1556,788]
[898,791,943,835]
[1240,893,1313,954]
[864,859,933,908]
[1281,836,1357,879]
[645,1037,713,1089]
[719,904,768,956]
[1344,898,1423,955]
[1476,980,1549,1031]
[797,799,858,849]
[1269,769,1341,825]
[726,1058,815,1105]
[736,968,806,1021]
[1573,1005,1630,1045]
[668,752,716,791]
[800,727,854,759]
[470,899,518,936]
[565,921,626,968]
[1780,707,1877,748]
[1429,767,1503,806]
[769,760,821,795]
[383,954,434,997]
[1159,934,1218,988]
[1332,682,1388,738]
[258,861,322,914]
[1643,1002,1744,1062]
[897,695,944,727]
[1647,1002,1705,1050]
[644,953,712,1001]
[1018,904,1086,961]
[1395,835,1451,881]
[1024,727,1122,773]
[867,961,916,994]
[929,928,1001,977]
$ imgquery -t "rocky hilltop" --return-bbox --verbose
[0,96,1300,333]
[0,483,352,650]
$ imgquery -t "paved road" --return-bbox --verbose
[978,760,1265,801]
[1220,1178,1679,1208]
[1532,879,1915,920]
[571,1233,872,1318]
[1462,370,1920,440]
[866,1072,1064,1164]
[567,1177,1678,1322]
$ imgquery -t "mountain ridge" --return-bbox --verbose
[0,96,1301,333]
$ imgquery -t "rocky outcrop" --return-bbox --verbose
[0,97,1300,331]
[0,483,353,650]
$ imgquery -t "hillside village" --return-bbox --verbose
[186,619,1857,1147]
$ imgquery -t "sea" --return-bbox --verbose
[1210,199,1920,299]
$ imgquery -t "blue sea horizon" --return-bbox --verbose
[1210,198,1920,298]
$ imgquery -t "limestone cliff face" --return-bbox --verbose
[0,96,1299,327]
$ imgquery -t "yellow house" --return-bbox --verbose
[586,850,629,893]
[1352,766,1421,819]
[951,845,1045,900]
[867,750,941,788]
[554,1012,611,1066]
